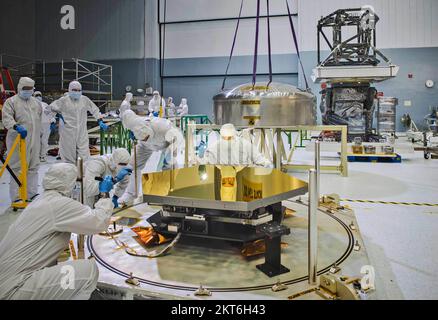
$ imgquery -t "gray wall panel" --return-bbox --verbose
[99,58,160,99]
[162,54,298,77]
[0,0,36,59]
[35,0,145,62]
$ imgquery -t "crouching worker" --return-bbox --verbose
[117,110,183,206]
[83,148,132,209]
[0,163,114,300]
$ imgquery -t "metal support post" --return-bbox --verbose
[340,126,348,177]
[275,129,282,169]
[134,141,138,197]
[184,123,191,168]
[77,157,85,259]
[315,140,321,196]
[308,169,318,285]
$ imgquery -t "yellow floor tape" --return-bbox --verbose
[340,199,438,207]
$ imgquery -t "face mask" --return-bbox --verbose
[69,91,82,100]
[35,96,42,102]
[19,90,34,100]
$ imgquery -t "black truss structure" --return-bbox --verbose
[317,7,390,67]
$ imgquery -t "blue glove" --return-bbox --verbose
[50,122,57,133]
[14,125,27,139]
[197,141,207,158]
[115,168,132,182]
[56,113,65,124]
[112,195,119,208]
[129,130,136,141]
[153,112,159,117]
[99,175,114,193]
[98,120,109,131]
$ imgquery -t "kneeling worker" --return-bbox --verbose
[0,163,115,300]
[84,148,132,208]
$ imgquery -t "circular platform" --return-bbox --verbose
[88,201,355,296]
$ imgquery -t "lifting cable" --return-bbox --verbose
[221,0,244,90]
[251,0,261,88]
[285,0,309,90]
[222,0,274,90]
[266,0,273,88]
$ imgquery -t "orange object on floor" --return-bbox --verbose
[131,226,171,247]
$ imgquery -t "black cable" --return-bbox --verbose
[285,0,309,90]
[252,0,261,88]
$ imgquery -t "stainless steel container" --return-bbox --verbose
[364,145,376,154]
[213,82,317,126]
[378,97,398,134]
[381,145,394,154]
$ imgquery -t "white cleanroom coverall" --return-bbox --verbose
[165,97,176,117]
[0,163,114,300]
[36,94,55,161]
[1,77,42,202]
[83,148,131,208]
[120,92,133,115]
[118,110,183,205]
[148,91,166,116]
[177,98,189,116]
[203,124,272,167]
[49,81,103,164]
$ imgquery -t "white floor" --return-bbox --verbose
[291,146,438,300]
[1,140,437,300]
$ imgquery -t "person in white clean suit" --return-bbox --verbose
[148,90,166,117]
[1,77,42,203]
[33,91,55,162]
[83,148,132,208]
[117,110,183,206]
[0,163,114,300]
[203,123,272,167]
[48,81,108,164]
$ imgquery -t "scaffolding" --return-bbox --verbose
[0,53,46,91]
[0,55,113,111]
[62,58,113,110]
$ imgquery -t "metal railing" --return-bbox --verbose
[99,121,133,155]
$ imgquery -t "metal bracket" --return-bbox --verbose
[194,284,212,297]
[125,273,140,287]
[329,263,341,274]
[271,279,288,292]
[353,240,361,251]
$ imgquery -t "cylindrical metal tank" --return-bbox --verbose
[213,82,316,126]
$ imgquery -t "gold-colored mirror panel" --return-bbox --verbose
[142,165,307,203]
